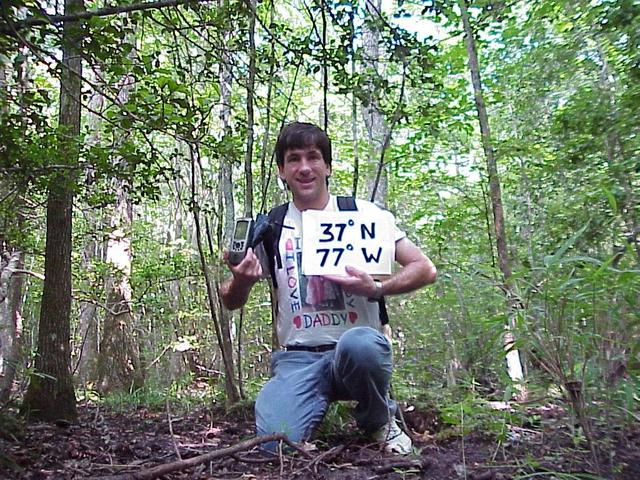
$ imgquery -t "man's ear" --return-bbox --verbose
[277,177,289,190]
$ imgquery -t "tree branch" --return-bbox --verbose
[94,434,309,480]
[9,269,45,281]
[1,0,211,34]
[72,295,124,317]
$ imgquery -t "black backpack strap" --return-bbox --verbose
[265,203,289,288]
[378,298,389,325]
[337,196,357,211]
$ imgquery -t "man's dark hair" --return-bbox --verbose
[275,122,332,167]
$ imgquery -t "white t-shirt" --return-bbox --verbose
[272,196,405,347]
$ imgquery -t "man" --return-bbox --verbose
[221,122,436,454]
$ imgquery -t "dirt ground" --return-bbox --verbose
[1,399,639,479]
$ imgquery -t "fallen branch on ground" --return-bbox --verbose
[373,457,431,474]
[93,433,310,480]
[291,443,347,476]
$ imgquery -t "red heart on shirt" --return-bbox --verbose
[293,316,302,329]
[348,311,358,323]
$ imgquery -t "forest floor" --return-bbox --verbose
[1,391,639,480]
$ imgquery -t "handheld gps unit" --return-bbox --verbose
[228,218,254,265]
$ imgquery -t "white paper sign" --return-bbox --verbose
[301,209,395,275]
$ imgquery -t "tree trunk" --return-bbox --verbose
[215,158,240,404]
[212,18,240,404]
[0,52,26,405]
[362,0,388,206]
[22,177,79,421]
[0,250,24,404]
[459,0,525,389]
[95,43,144,394]
[191,142,239,405]
[244,0,256,219]
[76,234,100,385]
[76,66,106,385]
[442,280,463,387]
[232,0,259,400]
[0,51,6,106]
[21,0,83,422]
[350,5,359,198]
[95,186,144,393]
[319,0,329,131]
[165,192,191,382]
[258,30,276,209]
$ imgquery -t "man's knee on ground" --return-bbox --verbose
[337,326,392,371]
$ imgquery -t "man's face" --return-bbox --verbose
[278,145,331,210]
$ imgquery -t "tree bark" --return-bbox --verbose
[95,38,144,394]
[319,0,329,131]
[0,249,24,404]
[0,49,26,405]
[361,0,388,206]
[459,0,525,389]
[191,143,239,405]
[258,25,276,209]
[21,0,83,422]
[350,5,359,197]
[76,66,106,385]
[76,284,98,384]
[95,187,144,393]
[244,0,256,219]
[208,8,240,404]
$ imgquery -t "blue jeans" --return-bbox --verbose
[255,326,396,448]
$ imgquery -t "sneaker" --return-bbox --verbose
[372,418,412,454]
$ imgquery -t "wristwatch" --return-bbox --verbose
[372,279,384,300]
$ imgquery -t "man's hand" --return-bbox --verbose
[322,237,437,301]
[220,247,262,310]
[224,247,263,283]
[323,265,378,298]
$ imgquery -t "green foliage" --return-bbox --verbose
[314,402,355,442]
[100,374,221,413]
[0,409,25,442]
[439,393,504,436]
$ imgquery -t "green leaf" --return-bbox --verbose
[589,252,618,279]
[543,221,590,267]
[603,187,617,213]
